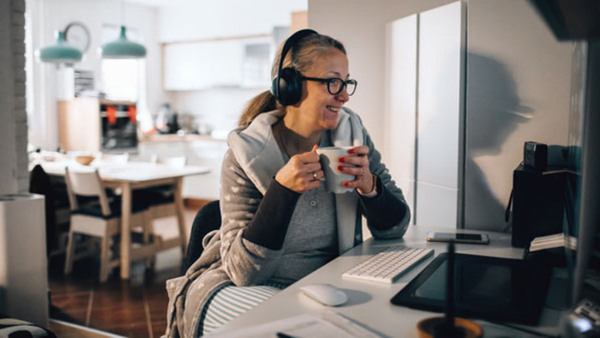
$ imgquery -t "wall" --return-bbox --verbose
[308,0,454,155]
[309,0,575,230]
[169,88,264,136]
[464,0,573,230]
[157,0,308,42]
[27,0,165,150]
[0,0,28,194]
[158,0,307,136]
[0,1,49,327]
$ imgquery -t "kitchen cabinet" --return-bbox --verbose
[163,37,273,90]
[58,98,137,153]
[164,40,244,90]
[58,98,101,153]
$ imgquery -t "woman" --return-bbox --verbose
[165,29,410,337]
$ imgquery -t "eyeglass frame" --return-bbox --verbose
[300,75,358,96]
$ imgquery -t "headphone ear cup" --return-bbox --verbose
[276,67,303,106]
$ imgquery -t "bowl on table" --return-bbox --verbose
[75,155,95,165]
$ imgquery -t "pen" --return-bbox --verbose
[276,332,295,338]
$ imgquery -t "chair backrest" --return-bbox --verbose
[29,164,57,255]
[97,152,129,164]
[65,167,111,216]
[184,200,221,270]
[150,154,187,168]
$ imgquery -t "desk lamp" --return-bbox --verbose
[417,242,483,338]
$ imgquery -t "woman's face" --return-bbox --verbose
[297,48,350,131]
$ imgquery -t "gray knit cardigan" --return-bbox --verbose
[164,108,410,337]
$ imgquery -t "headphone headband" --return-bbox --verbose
[272,29,319,105]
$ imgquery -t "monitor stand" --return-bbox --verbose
[416,242,483,338]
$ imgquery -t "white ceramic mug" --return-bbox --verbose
[316,146,355,194]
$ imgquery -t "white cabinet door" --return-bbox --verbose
[385,1,465,229]
[164,40,244,90]
[416,1,465,229]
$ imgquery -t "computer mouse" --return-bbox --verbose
[299,283,348,306]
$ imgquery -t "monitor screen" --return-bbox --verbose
[391,253,553,325]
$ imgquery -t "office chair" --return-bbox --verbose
[184,200,221,270]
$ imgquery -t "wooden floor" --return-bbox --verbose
[48,207,200,338]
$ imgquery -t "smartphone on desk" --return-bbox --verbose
[426,232,490,244]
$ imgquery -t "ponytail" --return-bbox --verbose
[237,90,281,128]
[237,32,346,129]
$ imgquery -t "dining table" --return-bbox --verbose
[36,159,210,279]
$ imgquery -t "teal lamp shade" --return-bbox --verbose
[100,26,147,59]
[37,31,82,63]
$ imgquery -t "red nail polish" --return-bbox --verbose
[338,165,344,171]
[338,157,345,163]
[343,182,350,187]
[348,148,355,154]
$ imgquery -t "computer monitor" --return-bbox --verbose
[529,0,600,306]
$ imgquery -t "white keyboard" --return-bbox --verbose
[342,247,434,283]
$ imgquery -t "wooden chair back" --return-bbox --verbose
[64,167,111,217]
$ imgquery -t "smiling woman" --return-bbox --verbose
[165,29,411,337]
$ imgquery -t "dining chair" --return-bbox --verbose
[94,152,130,197]
[63,167,150,282]
[95,152,129,164]
[133,155,188,266]
[145,155,187,221]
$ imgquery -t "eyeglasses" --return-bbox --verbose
[300,76,358,96]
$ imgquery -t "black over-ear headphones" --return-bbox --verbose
[271,29,319,106]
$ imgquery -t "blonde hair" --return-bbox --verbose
[237,33,346,128]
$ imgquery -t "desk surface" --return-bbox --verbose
[213,226,563,337]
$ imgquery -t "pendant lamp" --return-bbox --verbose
[36,31,82,64]
[100,25,146,59]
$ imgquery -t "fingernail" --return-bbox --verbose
[343,182,350,187]
[338,165,344,171]
[348,148,355,154]
[338,157,345,163]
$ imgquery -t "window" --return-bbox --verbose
[99,24,152,132]
[99,24,144,102]
[101,59,141,101]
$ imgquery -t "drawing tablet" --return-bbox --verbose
[390,253,553,325]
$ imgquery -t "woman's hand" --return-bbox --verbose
[338,146,375,194]
[275,145,324,193]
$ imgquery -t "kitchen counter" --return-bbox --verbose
[140,134,227,143]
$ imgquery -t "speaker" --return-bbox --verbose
[271,29,318,106]
[511,164,567,248]
[524,141,548,171]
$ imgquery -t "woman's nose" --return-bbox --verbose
[335,88,350,102]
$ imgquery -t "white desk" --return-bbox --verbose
[37,160,209,279]
[213,226,563,337]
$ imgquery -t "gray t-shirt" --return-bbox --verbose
[270,184,337,284]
